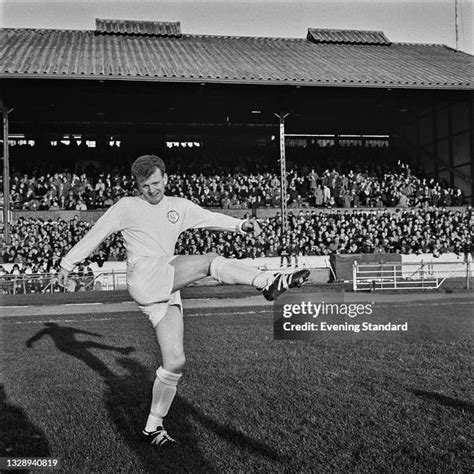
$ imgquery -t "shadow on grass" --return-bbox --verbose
[107,359,284,471]
[0,385,51,458]
[24,323,282,471]
[26,322,134,379]
[411,389,474,414]
[24,323,213,471]
[168,394,284,463]
[107,358,215,473]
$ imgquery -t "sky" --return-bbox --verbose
[1,0,472,54]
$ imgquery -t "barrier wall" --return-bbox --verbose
[6,206,469,224]
[87,253,472,285]
[2,253,470,297]
[329,253,402,281]
[0,256,332,291]
[1,253,466,275]
[1,256,329,274]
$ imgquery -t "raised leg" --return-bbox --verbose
[170,253,270,292]
[169,253,310,302]
[169,254,217,292]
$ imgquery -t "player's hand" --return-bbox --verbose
[58,267,71,289]
[242,219,262,237]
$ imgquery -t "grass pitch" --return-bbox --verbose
[1,297,472,473]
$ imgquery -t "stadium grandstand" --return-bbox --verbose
[1,15,473,474]
[0,19,472,287]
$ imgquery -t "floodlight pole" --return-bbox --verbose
[455,0,459,50]
[1,100,11,245]
[275,112,290,235]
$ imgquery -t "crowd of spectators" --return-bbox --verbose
[2,207,471,277]
[176,207,473,258]
[1,144,470,286]
[1,215,124,272]
[5,146,467,211]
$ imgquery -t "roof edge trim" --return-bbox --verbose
[1,73,471,91]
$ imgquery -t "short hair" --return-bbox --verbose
[131,155,166,182]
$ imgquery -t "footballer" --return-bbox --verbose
[58,155,310,448]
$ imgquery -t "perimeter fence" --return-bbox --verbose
[353,260,473,291]
[0,270,127,295]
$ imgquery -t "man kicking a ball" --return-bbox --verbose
[58,155,310,448]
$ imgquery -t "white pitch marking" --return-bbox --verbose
[64,302,103,306]
[1,316,119,325]
[0,305,29,308]
[0,310,272,325]
[0,300,472,326]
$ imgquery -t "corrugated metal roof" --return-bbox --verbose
[0,27,472,89]
[95,18,181,37]
[307,28,390,45]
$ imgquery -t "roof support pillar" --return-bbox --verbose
[275,112,290,236]
[1,99,11,245]
[432,105,439,182]
[470,99,474,203]
[447,102,455,190]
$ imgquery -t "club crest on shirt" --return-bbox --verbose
[167,210,180,224]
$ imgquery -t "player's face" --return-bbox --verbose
[138,168,168,205]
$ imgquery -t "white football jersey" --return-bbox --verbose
[60,196,246,271]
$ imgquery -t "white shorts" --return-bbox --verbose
[127,256,183,327]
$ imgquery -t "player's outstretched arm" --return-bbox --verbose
[60,201,124,274]
[182,199,259,235]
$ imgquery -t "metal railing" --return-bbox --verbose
[0,264,324,295]
[353,260,473,291]
[0,271,127,295]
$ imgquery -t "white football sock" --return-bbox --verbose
[144,366,182,432]
[209,256,273,289]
